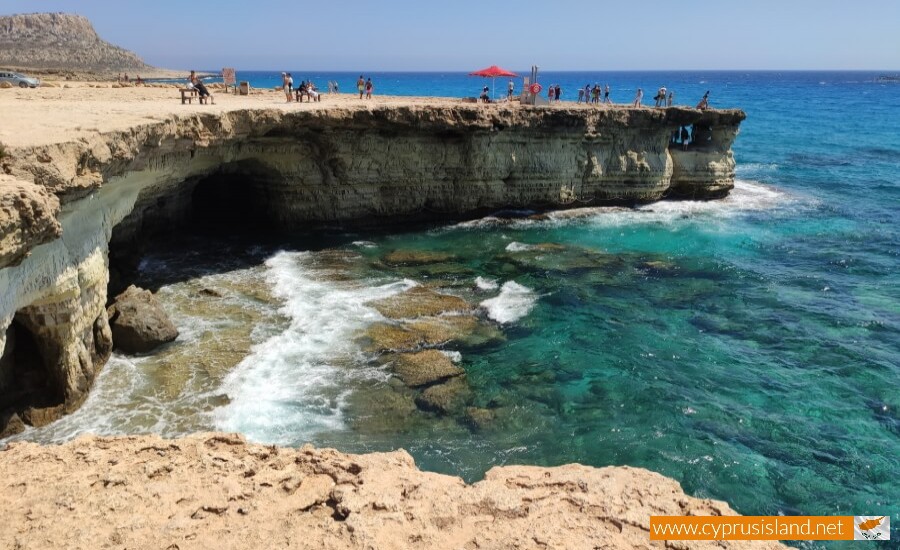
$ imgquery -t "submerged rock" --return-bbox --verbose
[365,322,424,352]
[415,376,472,414]
[107,285,178,354]
[382,250,456,266]
[369,286,472,319]
[500,244,620,274]
[390,350,464,388]
[464,406,497,430]
[364,315,504,352]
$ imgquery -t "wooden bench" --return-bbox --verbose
[179,88,208,104]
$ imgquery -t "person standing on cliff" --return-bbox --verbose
[365,78,373,99]
[281,73,290,102]
[604,84,611,104]
[508,79,515,100]
[633,88,643,107]
[555,84,562,102]
[696,91,710,110]
[357,75,365,99]
[577,86,585,104]
[667,91,674,106]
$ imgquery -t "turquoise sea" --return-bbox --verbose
[16,71,900,546]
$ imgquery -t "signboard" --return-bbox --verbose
[222,68,236,87]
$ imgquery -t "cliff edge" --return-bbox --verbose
[0,13,155,74]
[0,432,786,550]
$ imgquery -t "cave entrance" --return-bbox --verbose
[0,316,63,436]
[189,161,274,234]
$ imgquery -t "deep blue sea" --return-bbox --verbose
[20,71,900,546]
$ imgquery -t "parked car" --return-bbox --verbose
[0,71,41,88]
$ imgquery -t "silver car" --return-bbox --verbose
[0,71,41,88]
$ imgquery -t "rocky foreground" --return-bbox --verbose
[0,433,786,550]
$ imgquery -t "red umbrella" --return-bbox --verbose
[469,65,518,100]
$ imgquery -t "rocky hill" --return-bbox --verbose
[0,12,155,74]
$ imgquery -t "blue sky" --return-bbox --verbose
[4,0,899,71]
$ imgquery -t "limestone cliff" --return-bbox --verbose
[0,432,786,550]
[0,13,154,74]
[0,103,744,434]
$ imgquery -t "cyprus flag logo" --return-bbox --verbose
[854,516,890,541]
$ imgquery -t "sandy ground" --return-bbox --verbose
[0,81,624,149]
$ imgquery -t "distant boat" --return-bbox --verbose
[875,75,900,82]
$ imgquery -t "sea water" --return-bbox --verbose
[13,72,899,544]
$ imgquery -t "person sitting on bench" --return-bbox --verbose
[189,70,215,104]
[297,81,312,102]
[307,81,320,102]
[479,86,490,103]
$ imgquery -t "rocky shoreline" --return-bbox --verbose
[0,92,762,547]
[0,93,745,435]
[0,432,787,549]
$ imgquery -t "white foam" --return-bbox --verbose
[505,242,533,252]
[480,281,537,324]
[214,251,415,445]
[352,240,378,248]
[440,350,463,363]
[444,181,796,232]
[474,276,499,291]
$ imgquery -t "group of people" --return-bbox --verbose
[653,86,674,107]
[546,84,563,102]
[281,73,321,102]
[632,87,711,109]
[356,75,374,99]
[631,86,674,107]
[577,84,612,104]
[116,73,143,85]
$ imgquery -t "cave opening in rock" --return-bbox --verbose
[0,318,63,436]
[189,163,275,234]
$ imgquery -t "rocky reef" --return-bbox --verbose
[0,102,744,435]
[0,432,786,550]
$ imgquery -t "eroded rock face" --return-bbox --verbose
[4,249,111,414]
[0,433,789,550]
[0,175,61,268]
[107,285,178,354]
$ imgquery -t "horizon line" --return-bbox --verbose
[185,68,900,74]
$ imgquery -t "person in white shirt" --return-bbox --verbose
[633,88,643,107]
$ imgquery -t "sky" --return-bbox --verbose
[3,0,900,71]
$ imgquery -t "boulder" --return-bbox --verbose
[0,81,13,89]
[0,411,25,438]
[107,285,178,354]
[390,350,464,388]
